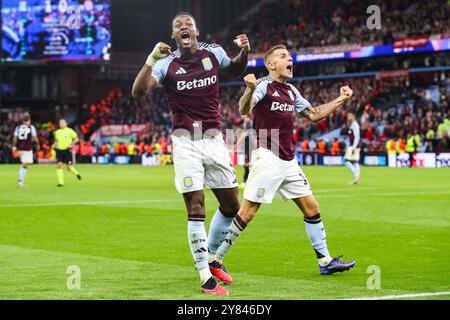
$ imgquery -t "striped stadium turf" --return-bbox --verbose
[0,164,449,300]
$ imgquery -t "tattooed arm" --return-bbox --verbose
[300,86,353,122]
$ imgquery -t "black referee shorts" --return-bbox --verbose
[56,149,73,164]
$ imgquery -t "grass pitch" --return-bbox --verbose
[0,164,449,300]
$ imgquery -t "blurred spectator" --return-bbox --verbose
[216,0,450,55]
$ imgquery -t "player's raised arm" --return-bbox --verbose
[221,34,250,78]
[132,42,172,97]
[239,74,258,115]
[300,86,353,123]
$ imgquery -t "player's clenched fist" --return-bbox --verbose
[234,34,251,52]
[146,42,172,67]
[244,74,257,90]
[340,86,353,100]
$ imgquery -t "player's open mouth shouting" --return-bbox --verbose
[286,63,293,77]
[180,31,192,47]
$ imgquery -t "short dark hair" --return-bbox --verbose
[22,113,31,122]
[172,12,196,27]
[263,45,287,66]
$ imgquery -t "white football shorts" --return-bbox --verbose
[19,151,33,164]
[345,147,361,162]
[244,147,312,203]
[171,133,238,193]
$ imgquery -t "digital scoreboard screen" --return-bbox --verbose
[1,0,111,62]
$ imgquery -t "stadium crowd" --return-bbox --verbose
[214,0,450,55]
[1,71,449,164]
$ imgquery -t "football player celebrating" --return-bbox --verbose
[12,113,40,187]
[132,12,249,296]
[212,45,356,283]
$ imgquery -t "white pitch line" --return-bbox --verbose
[0,199,179,208]
[0,190,449,208]
[315,191,450,198]
[343,291,450,300]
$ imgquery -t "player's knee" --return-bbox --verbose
[220,203,240,218]
[186,197,205,219]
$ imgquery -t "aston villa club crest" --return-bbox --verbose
[183,177,193,188]
[288,90,295,102]
[256,188,265,198]
[202,57,213,71]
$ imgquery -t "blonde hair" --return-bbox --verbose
[263,44,287,67]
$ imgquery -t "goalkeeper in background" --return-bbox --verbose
[342,112,361,184]
[53,119,82,187]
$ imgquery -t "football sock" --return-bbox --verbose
[207,209,234,263]
[354,162,360,177]
[304,214,332,266]
[243,165,249,183]
[188,220,212,284]
[57,169,64,185]
[215,215,247,263]
[18,167,27,183]
[345,161,356,177]
[69,166,79,176]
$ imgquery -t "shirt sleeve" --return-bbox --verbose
[151,57,171,83]
[252,80,269,104]
[290,84,311,114]
[13,127,19,137]
[209,44,232,69]
[31,126,37,138]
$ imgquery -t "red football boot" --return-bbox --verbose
[209,260,234,284]
[201,277,229,296]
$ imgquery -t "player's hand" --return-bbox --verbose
[340,86,353,101]
[12,146,17,152]
[234,34,250,53]
[146,42,172,67]
[244,74,257,90]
